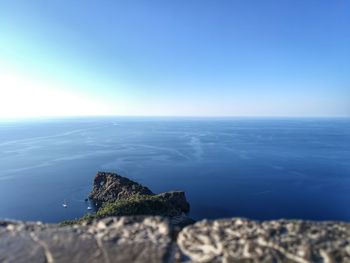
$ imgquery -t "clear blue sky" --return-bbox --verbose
[0,0,349,118]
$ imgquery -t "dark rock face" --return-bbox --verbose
[89,172,154,207]
[157,192,190,214]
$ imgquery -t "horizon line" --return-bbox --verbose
[0,114,349,122]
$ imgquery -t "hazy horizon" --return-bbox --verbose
[1,114,349,122]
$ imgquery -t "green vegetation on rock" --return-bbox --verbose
[60,194,182,226]
[97,194,180,217]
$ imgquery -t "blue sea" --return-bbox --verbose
[0,117,349,223]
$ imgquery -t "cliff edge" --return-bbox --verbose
[1,217,350,262]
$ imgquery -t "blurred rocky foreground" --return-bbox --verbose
[1,216,350,263]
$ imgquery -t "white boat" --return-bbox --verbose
[87,206,92,210]
[62,201,68,208]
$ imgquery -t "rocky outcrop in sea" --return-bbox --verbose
[89,172,154,207]
[78,172,193,228]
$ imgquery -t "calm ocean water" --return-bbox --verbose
[0,117,349,223]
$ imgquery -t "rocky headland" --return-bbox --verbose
[61,172,194,228]
[1,172,350,263]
